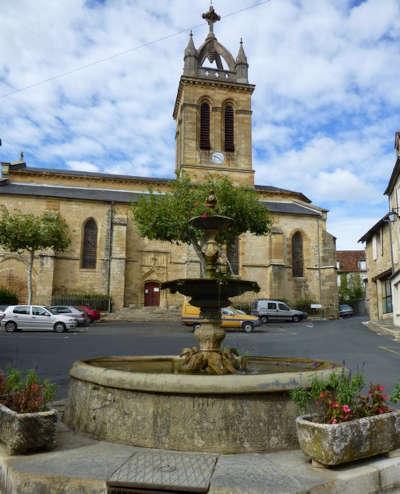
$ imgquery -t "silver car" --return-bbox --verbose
[49,305,89,326]
[1,305,77,333]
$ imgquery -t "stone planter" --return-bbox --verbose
[296,411,400,466]
[0,403,57,455]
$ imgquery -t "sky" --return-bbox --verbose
[1,0,400,249]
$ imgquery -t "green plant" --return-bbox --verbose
[293,297,316,313]
[391,383,400,404]
[0,368,56,413]
[290,371,392,424]
[0,288,18,305]
[0,208,71,304]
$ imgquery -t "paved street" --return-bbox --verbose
[0,316,400,398]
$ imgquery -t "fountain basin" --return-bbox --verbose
[64,356,343,454]
[161,278,259,308]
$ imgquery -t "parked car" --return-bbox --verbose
[182,301,260,333]
[78,305,101,322]
[250,299,307,323]
[49,305,89,326]
[1,305,77,332]
[339,304,354,318]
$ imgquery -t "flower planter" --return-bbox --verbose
[296,411,400,466]
[0,403,57,455]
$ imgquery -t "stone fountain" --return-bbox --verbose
[64,194,342,454]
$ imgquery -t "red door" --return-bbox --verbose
[144,282,160,306]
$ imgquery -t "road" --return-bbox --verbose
[0,316,400,398]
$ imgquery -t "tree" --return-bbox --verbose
[338,273,365,304]
[0,208,71,304]
[133,176,272,276]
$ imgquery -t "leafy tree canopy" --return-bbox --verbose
[0,208,70,253]
[133,176,272,263]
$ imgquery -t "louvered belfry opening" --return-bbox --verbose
[292,232,304,277]
[200,102,211,150]
[224,104,234,152]
[82,218,98,269]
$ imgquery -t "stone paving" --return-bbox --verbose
[1,422,400,493]
[364,319,400,341]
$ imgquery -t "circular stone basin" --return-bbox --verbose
[64,356,343,454]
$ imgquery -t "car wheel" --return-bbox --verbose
[5,321,18,332]
[53,322,66,333]
[192,323,200,332]
[260,315,268,324]
[292,315,301,323]
[242,322,254,333]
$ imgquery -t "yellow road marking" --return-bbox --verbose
[379,346,400,357]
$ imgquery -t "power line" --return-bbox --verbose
[0,0,271,101]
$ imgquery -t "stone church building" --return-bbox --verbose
[0,7,338,312]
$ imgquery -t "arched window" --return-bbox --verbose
[227,237,239,275]
[224,105,234,152]
[200,102,211,150]
[81,218,97,269]
[292,232,303,277]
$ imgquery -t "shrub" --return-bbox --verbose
[52,292,110,311]
[293,297,316,313]
[0,288,18,305]
[290,371,392,424]
[0,368,56,413]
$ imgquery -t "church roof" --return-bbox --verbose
[0,181,321,216]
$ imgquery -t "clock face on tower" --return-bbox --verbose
[211,152,225,164]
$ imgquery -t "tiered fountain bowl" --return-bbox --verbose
[64,195,342,454]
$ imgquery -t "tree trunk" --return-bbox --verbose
[27,250,34,305]
[191,241,206,278]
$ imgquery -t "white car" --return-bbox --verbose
[1,305,77,333]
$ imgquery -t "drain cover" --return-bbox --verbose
[108,450,217,493]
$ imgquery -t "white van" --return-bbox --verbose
[250,299,307,323]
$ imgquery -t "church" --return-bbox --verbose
[0,6,338,313]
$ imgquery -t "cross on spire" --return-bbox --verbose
[202,5,221,35]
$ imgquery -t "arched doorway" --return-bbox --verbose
[144,281,161,307]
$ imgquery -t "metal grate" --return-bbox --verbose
[108,487,194,494]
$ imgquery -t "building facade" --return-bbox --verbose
[360,132,400,324]
[0,7,338,313]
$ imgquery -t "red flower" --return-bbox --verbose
[330,401,339,409]
[342,404,351,413]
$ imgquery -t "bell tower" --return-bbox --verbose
[173,6,255,186]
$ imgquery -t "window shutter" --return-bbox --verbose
[224,105,234,152]
[200,102,211,150]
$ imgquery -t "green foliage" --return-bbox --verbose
[290,371,393,424]
[293,297,316,313]
[133,175,272,248]
[52,292,109,311]
[0,288,18,305]
[391,383,400,404]
[0,207,71,254]
[339,273,365,304]
[0,368,56,413]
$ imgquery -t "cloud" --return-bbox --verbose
[1,0,400,249]
[67,160,100,173]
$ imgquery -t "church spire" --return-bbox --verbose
[235,38,249,83]
[183,31,198,76]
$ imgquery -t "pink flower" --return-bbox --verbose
[342,404,351,413]
[377,385,385,392]
[330,419,338,424]
[330,401,339,409]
